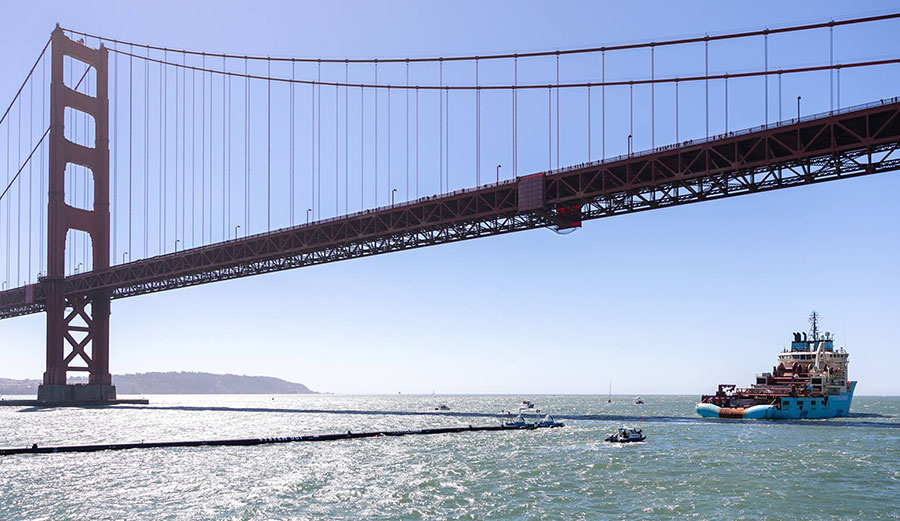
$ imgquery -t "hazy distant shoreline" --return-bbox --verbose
[0,372,316,395]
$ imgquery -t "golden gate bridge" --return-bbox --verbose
[1,14,899,403]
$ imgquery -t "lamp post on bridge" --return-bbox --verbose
[797,96,801,121]
[496,164,501,183]
[306,209,312,225]
[175,239,180,252]
[75,263,83,274]
[391,188,397,207]
[628,134,633,156]
[2,281,6,291]
[234,225,241,239]
[123,252,129,264]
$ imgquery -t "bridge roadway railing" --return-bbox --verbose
[1,99,899,319]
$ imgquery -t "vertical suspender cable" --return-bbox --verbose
[129,45,133,259]
[836,67,840,109]
[651,45,655,149]
[70,65,74,272]
[444,86,450,192]
[246,58,250,233]
[40,54,46,274]
[5,101,9,281]
[174,56,178,249]
[192,61,196,245]
[290,62,294,226]
[373,60,377,205]
[406,60,410,198]
[513,55,517,178]
[221,55,226,240]
[5,104,8,281]
[601,50,605,159]
[705,35,709,138]
[112,45,117,263]
[439,58,442,193]
[725,75,729,132]
[243,58,248,235]
[556,52,560,170]
[267,58,271,231]
[181,52,186,245]
[28,70,32,280]
[547,87,551,171]
[226,58,231,238]
[84,76,88,267]
[166,53,170,250]
[778,72,782,120]
[387,85,391,202]
[334,83,338,215]
[208,60,212,239]
[17,98,21,281]
[3,108,7,283]
[345,61,349,213]
[675,80,679,143]
[201,54,206,244]
[475,58,479,186]
[311,67,315,219]
[322,60,326,216]
[159,56,164,254]
[144,49,149,257]
[629,82,633,154]
[415,87,419,197]
[764,31,768,124]
[830,23,834,113]
[587,84,591,162]
[359,86,366,211]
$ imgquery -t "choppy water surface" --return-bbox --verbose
[0,394,898,520]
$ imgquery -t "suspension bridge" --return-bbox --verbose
[1,14,899,403]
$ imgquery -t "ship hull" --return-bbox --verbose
[695,382,856,419]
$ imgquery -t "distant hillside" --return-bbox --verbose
[0,372,315,395]
[0,378,40,396]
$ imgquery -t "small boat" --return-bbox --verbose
[518,400,536,412]
[504,414,532,428]
[604,425,645,443]
[634,397,644,404]
[434,403,450,411]
[535,414,565,428]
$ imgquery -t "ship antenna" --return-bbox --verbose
[809,310,820,342]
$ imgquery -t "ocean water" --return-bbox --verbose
[0,394,897,520]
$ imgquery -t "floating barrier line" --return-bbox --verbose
[0,423,563,457]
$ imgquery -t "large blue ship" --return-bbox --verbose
[696,312,856,419]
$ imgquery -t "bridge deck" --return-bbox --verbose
[2,98,899,320]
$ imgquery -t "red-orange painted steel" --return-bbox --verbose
[42,27,112,386]
[1,101,899,323]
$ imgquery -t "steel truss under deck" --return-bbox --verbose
[1,99,899,320]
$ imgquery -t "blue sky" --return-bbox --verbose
[1,1,899,395]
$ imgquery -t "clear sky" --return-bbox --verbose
[1,1,899,395]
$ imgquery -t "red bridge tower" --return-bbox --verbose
[37,27,115,402]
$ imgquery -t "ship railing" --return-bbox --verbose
[737,385,808,396]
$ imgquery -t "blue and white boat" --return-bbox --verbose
[697,312,856,420]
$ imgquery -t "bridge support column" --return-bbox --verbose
[37,26,116,404]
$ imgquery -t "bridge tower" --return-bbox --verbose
[37,27,115,402]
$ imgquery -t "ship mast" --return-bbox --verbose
[809,311,820,342]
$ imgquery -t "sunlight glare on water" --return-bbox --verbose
[0,395,898,520]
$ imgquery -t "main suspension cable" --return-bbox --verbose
[62,12,900,64]
[103,48,900,91]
